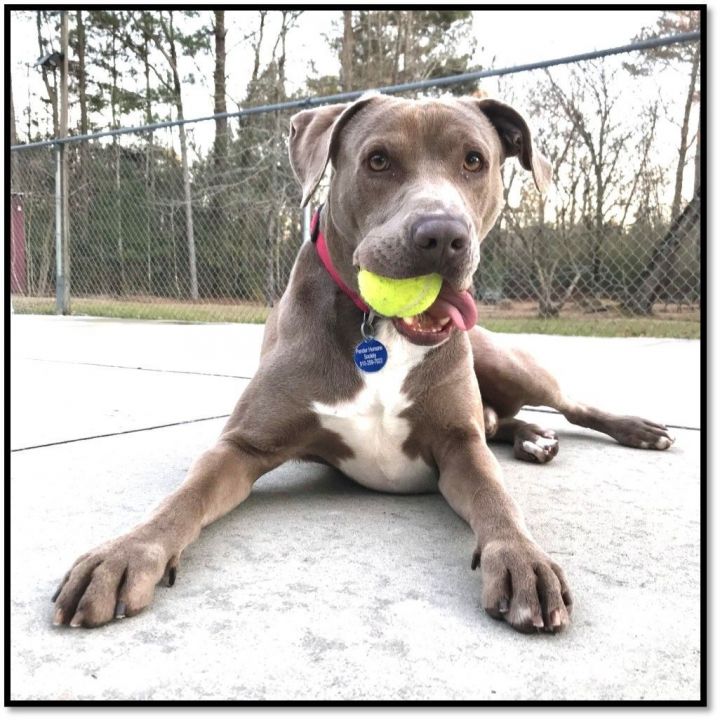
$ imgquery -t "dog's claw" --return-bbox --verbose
[53,608,63,626]
[168,566,177,587]
[498,597,509,614]
[114,601,126,619]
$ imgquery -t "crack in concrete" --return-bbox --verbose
[11,415,231,453]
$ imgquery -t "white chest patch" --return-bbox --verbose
[311,322,438,493]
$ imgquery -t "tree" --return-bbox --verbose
[85,10,144,292]
[619,11,702,314]
[545,61,634,291]
[35,10,61,137]
[241,11,302,305]
[120,10,178,294]
[623,188,700,315]
[311,11,479,94]
[340,10,354,91]
[498,124,583,318]
[212,10,228,170]
[32,10,62,296]
[10,72,18,147]
[140,10,210,300]
[484,63,672,318]
[626,10,701,219]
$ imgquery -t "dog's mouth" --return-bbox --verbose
[392,313,452,345]
[391,282,478,346]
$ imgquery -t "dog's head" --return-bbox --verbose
[289,93,550,344]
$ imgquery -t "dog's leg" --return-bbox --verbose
[51,369,311,629]
[471,327,674,450]
[555,399,675,450]
[491,416,559,464]
[436,433,571,633]
[51,439,282,628]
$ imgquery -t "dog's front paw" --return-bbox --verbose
[51,531,176,628]
[472,538,572,634]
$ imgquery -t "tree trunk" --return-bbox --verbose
[114,140,126,294]
[693,119,701,194]
[391,11,405,85]
[341,11,354,91]
[170,204,181,297]
[76,11,88,138]
[210,10,228,291]
[591,165,604,286]
[38,221,53,297]
[277,11,289,99]
[178,119,197,301]
[10,72,17,146]
[74,11,90,292]
[10,72,18,188]
[623,188,701,315]
[251,11,266,85]
[213,10,227,169]
[165,11,198,300]
[36,11,59,137]
[142,26,155,293]
[110,23,126,294]
[670,46,700,220]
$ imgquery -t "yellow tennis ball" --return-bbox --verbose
[357,270,443,317]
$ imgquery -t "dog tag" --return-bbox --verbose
[354,337,388,373]
[354,312,387,372]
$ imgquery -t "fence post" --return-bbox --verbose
[55,10,71,315]
[54,143,70,314]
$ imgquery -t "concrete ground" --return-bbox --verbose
[9,315,701,702]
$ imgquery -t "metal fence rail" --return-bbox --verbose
[9,33,702,337]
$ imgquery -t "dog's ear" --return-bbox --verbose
[288,92,379,207]
[468,98,552,194]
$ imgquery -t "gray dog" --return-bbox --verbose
[52,93,673,633]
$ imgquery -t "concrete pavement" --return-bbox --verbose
[9,315,702,701]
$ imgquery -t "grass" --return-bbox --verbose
[481,317,700,339]
[11,296,270,324]
[11,295,700,339]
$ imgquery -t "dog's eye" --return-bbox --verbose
[463,151,484,172]
[368,152,390,172]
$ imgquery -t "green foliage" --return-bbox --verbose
[324,10,480,92]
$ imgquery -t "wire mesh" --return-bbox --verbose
[10,48,701,338]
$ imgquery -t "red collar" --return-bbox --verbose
[312,208,370,313]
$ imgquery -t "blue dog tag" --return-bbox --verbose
[354,337,388,373]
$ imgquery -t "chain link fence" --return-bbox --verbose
[10,36,701,338]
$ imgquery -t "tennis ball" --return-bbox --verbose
[357,270,443,317]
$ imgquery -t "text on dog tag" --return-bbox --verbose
[354,338,388,373]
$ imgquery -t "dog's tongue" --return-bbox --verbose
[425,283,477,331]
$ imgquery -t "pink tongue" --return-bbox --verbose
[426,283,478,331]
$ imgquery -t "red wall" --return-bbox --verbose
[10,193,26,294]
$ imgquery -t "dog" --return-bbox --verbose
[51,93,674,634]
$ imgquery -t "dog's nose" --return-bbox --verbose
[411,216,470,261]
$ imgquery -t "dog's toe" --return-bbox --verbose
[608,416,675,450]
[478,539,572,635]
[514,426,559,464]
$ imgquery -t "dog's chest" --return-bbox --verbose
[311,324,437,493]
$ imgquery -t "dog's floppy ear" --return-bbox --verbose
[288,92,379,207]
[468,98,552,194]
